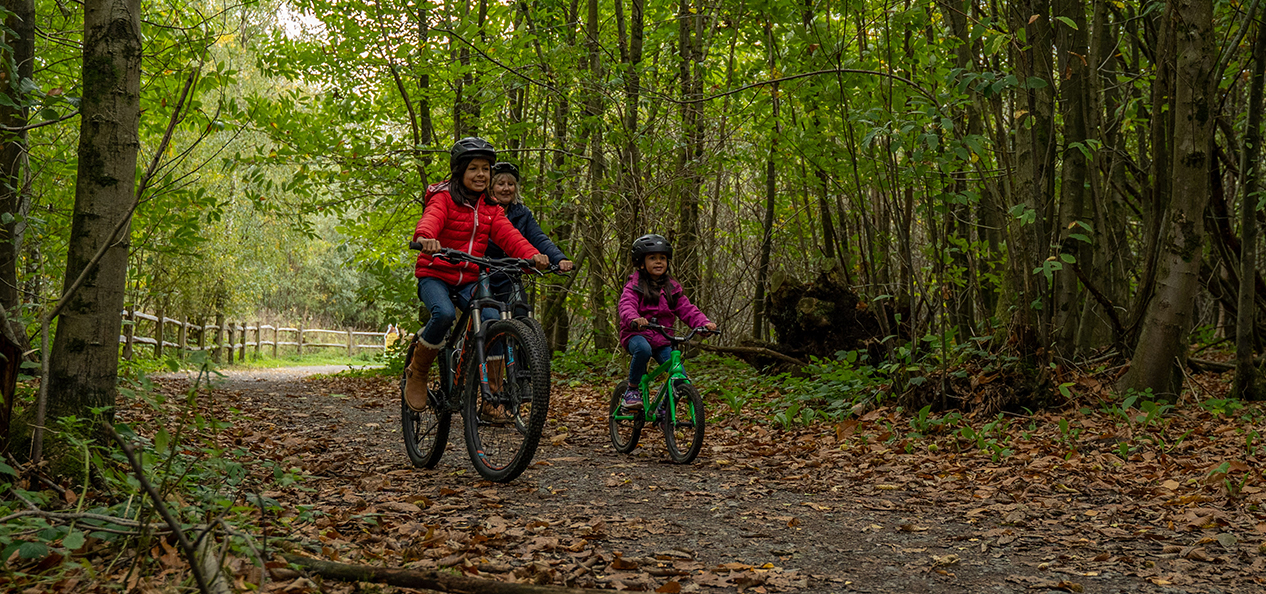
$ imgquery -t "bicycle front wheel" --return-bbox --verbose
[662,380,704,464]
[401,342,451,468]
[463,319,550,482]
[608,384,643,453]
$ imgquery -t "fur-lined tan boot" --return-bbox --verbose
[404,342,440,411]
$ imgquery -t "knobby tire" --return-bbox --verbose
[463,319,550,482]
[609,384,643,453]
[662,380,704,464]
[401,341,450,468]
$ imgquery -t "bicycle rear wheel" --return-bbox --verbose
[662,380,704,464]
[608,384,643,454]
[463,319,550,482]
[401,342,451,468]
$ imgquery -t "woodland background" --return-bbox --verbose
[2,0,1266,461]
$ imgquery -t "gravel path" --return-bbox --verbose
[153,364,384,389]
[139,366,1261,594]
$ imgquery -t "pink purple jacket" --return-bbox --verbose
[617,272,711,349]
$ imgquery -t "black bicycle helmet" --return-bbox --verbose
[492,161,520,180]
[631,234,673,264]
[450,137,496,165]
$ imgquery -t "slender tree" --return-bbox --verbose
[39,0,142,465]
[1120,0,1217,401]
[1234,18,1266,400]
[0,0,35,341]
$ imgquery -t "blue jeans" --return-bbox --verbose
[627,335,672,388]
[417,277,497,346]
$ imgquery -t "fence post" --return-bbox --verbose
[254,320,261,359]
[214,313,224,363]
[229,322,238,364]
[197,317,205,355]
[122,309,135,360]
[155,307,165,359]
[177,317,188,360]
[238,321,246,363]
[272,324,279,358]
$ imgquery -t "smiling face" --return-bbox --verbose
[642,252,670,279]
[491,173,518,205]
[462,158,492,193]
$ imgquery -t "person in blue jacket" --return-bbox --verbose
[484,161,574,318]
[480,162,573,415]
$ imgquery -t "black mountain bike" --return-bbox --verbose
[400,246,556,482]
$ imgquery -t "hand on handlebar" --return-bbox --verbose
[418,238,441,253]
[557,259,574,272]
[532,253,550,270]
[631,317,650,330]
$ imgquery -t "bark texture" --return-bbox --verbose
[1120,0,1216,401]
[42,0,142,442]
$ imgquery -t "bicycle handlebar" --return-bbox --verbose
[643,322,721,343]
[408,243,569,276]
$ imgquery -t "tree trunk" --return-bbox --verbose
[581,0,614,350]
[40,0,141,467]
[0,0,34,343]
[753,22,780,342]
[1234,19,1266,400]
[530,0,579,353]
[1121,0,1216,401]
[1051,0,1093,357]
[1005,0,1056,362]
[674,0,704,302]
[614,0,645,252]
[415,3,435,184]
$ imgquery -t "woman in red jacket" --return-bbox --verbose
[405,137,547,410]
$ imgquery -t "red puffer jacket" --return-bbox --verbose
[413,181,539,285]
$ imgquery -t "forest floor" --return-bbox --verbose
[113,364,1266,593]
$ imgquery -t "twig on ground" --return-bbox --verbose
[109,425,214,594]
[283,553,593,594]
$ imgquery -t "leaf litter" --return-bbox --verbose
[3,366,1264,593]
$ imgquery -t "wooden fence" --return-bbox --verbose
[118,309,393,363]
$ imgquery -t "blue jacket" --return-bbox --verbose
[486,202,568,265]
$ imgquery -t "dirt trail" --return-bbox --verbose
[145,367,1263,594]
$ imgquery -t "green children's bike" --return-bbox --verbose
[608,324,720,464]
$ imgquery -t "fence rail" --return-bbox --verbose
[119,309,392,363]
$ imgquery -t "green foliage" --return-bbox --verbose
[1,355,309,571]
[768,350,888,421]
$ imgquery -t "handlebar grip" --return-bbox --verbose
[409,241,425,251]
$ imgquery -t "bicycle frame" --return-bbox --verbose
[612,348,691,424]
[438,273,521,411]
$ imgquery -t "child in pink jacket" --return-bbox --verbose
[616,234,716,410]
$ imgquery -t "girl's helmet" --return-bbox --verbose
[450,137,496,165]
[631,234,673,264]
[492,161,520,180]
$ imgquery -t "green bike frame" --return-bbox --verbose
[613,349,692,423]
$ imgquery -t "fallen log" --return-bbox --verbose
[699,343,807,367]
[282,554,593,593]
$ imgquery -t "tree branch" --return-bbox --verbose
[282,553,592,594]
[0,109,79,132]
[110,426,214,594]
